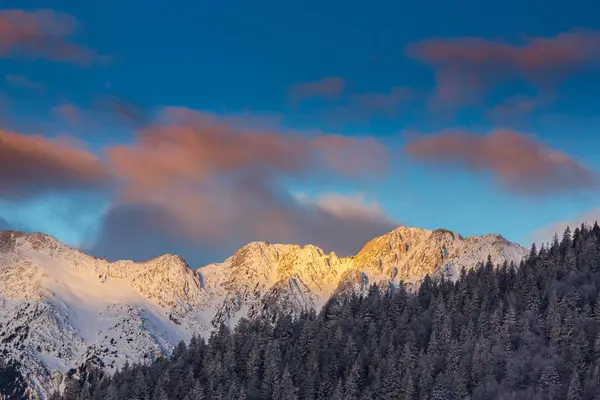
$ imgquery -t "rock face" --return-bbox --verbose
[343,227,527,290]
[0,227,527,398]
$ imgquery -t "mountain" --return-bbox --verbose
[56,223,600,400]
[0,226,527,398]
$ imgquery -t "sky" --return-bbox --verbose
[1,0,600,265]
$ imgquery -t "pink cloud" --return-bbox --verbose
[288,77,346,103]
[406,30,600,107]
[107,108,388,199]
[405,129,598,195]
[0,9,104,65]
[54,103,80,124]
[0,105,393,261]
[0,129,109,197]
[96,108,391,258]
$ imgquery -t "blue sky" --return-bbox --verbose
[1,0,600,265]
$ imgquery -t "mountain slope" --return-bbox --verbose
[0,226,526,398]
[338,227,527,294]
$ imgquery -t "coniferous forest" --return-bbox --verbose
[57,223,600,400]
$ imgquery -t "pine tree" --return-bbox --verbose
[54,224,600,400]
[184,380,204,400]
[539,365,562,400]
[273,368,298,400]
[343,358,362,400]
[566,369,582,400]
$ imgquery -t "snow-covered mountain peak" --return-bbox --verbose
[430,228,464,242]
[0,231,58,253]
[335,225,526,293]
[0,226,528,398]
[144,253,190,268]
[0,231,213,398]
[465,233,512,246]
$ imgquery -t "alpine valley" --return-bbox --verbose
[0,226,527,399]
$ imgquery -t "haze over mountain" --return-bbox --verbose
[0,225,526,398]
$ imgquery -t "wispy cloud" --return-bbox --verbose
[405,129,598,195]
[95,108,390,260]
[406,30,600,107]
[54,103,80,124]
[0,9,107,65]
[0,129,110,198]
[0,107,393,262]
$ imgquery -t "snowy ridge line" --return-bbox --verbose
[0,226,527,398]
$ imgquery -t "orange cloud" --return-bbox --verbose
[0,9,103,65]
[405,129,598,195]
[93,108,391,260]
[107,108,388,200]
[288,77,346,103]
[0,129,110,197]
[0,105,392,262]
[406,30,600,106]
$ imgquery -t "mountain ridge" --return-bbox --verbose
[0,225,527,398]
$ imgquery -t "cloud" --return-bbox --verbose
[1,105,392,263]
[93,188,397,265]
[54,103,80,124]
[4,74,44,91]
[0,129,110,198]
[530,207,600,245]
[106,108,387,199]
[406,30,600,107]
[89,108,391,263]
[489,92,556,118]
[0,9,104,65]
[405,129,598,195]
[288,77,346,103]
[298,192,394,223]
[88,203,214,264]
[94,96,149,127]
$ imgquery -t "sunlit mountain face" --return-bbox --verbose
[0,226,525,396]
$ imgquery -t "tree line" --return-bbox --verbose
[56,223,600,400]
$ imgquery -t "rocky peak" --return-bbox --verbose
[0,224,529,398]
[431,228,464,242]
[0,231,28,252]
[276,244,348,291]
[143,253,191,271]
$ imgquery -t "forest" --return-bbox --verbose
[57,223,600,400]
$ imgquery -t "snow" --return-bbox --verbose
[0,226,527,398]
